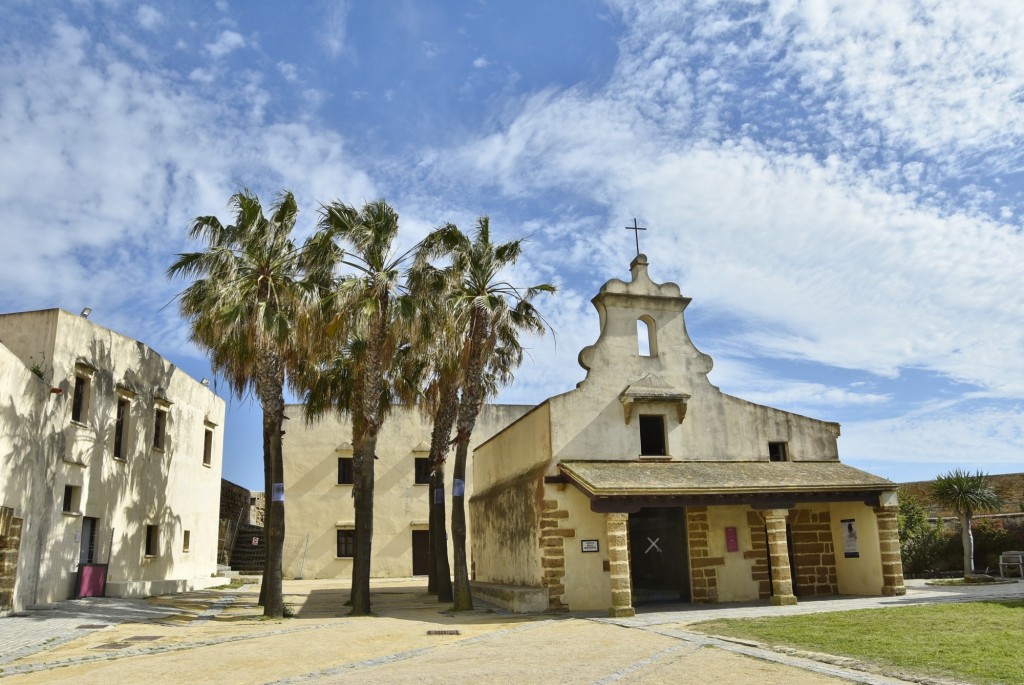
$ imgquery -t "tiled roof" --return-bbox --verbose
[559,460,893,497]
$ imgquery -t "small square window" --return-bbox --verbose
[414,457,431,485]
[768,442,788,462]
[145,524,159,557]
[639,415,667,456]
[338,457,353,485]
[336,529,354,558]
[71,374,90,423]
[203,427,213,466]
[153,408,167,450]
[183,530,191,553]
[62,485,81,513]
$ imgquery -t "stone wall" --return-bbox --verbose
[539,498,572,611]
[900,472,1024,517]
[0,506,23,612]
[745,511,771,599]
[788,507,838,596]
[686,507,723,603]
[220,478,253,525]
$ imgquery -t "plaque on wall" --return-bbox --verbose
[581,539,599,553]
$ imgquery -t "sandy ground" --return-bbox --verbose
[0,579,938,685]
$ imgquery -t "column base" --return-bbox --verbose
[608,606,636,618]
[770,594,797,606]
[882,586,906,596]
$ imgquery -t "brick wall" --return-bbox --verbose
[788,507,838,596]
[0,506,23,612]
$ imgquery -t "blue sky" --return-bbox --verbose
[1,1,1022,490]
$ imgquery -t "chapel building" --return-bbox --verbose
[469,255,906,616]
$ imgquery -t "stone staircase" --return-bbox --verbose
[229,523,266,574]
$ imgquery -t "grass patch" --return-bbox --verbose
[690,601,1024,685]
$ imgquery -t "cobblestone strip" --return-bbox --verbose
[262,619,561,685]
[589,643,698,685]
[643,626,947,685]
[0,622,336,678]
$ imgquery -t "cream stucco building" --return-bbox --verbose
[469,255,906,616]
[0,309,226,613]
[281,404,530,580]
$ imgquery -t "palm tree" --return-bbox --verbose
[310,199,418,615]
[931,469,1002,576]
[168,189,332,618]
[417,216,554,610]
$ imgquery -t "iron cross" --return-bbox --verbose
[625,218,647,255]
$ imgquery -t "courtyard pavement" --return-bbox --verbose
[0,578,1019,685]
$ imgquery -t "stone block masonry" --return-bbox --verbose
[788,507,838,597]
[0,506,23,612]
[745,510,771,599]
[686,507,723,603]
[539,499,572,611]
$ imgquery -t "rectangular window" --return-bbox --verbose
[113,398,130,459]
[639,414,667,456]
[414,457,431,485]
[183,530,191,553]
[336,529,355,558]
[62,485,80,513]
[769,441,789,462]
[153,409,166,450]
[71,374,89,423]
[337,457,353,485]
[203,427,213,466]
[145,524,159,557]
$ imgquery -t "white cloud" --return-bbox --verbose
[136,6,163,31]
[0,19,376,358]
[189,67,215,83]
[278,61,299,83]
[206,30,245,58]
[319,0,351,58]
[473,56,489,69]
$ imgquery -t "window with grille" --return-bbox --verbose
[336,529,354,558]
[414,457,431,485]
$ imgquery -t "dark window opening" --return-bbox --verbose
[62,485,76,512]
[414,457,431,485]
[639,415,667,456]
[769,442,788,462]
[114,398,129,459]
[183,530,191,552]
[153,409,166,450]
[71,375,87,422]
[336,529,355,558]
[145,524,159,556]
[203,428,213,466]
[337,457,354,485]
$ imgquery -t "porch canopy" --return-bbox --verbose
[556,460,894,513]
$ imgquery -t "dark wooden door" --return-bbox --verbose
[412,530,430,576]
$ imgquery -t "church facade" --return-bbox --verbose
[469,255,905,616]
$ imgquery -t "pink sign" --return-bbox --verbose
[725,527,739,552]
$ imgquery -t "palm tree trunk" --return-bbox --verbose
[258,418,271,608]
[960,513,974,576]
[349,431,376,615]
[431,464,453,602]
[428,377,459,602]
[257,356,286,618]
[451,326,487,611]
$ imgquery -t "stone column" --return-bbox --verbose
[874,505,907,596]
[763,509,797,606]
[605,512,634,617]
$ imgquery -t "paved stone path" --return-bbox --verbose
[0,578,1018,684]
